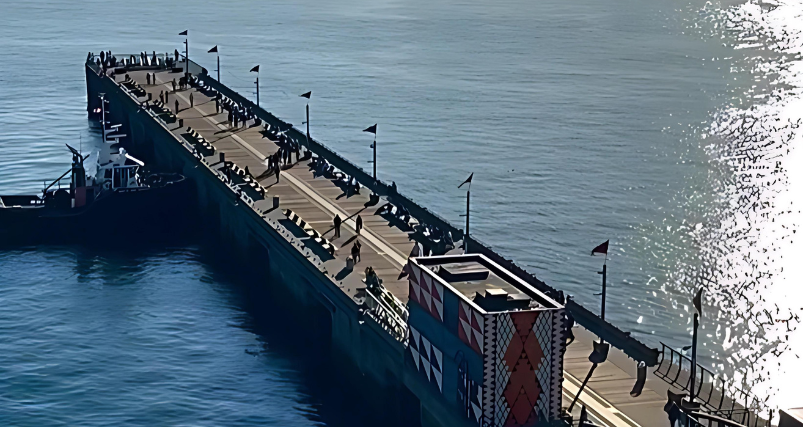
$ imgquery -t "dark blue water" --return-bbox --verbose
[0,245,344,426]
[2,0,802,416]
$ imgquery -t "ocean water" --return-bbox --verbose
[1,0,801,419]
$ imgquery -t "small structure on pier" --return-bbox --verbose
[405,254,566,427]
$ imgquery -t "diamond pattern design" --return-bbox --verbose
[484,310,562,426]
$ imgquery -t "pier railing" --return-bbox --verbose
[363,288,409,344]
[654,343,772,427]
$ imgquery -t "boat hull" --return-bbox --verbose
[0,177,193,245]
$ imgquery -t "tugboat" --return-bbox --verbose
[0,144,187,243]
[0,97,189,244]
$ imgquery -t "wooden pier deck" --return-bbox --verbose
[112,66,695,427]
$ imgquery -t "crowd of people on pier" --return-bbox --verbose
[310,156,361,196]
[89,50,178,76]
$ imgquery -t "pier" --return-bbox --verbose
[84,53,772,427]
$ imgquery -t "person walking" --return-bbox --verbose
[159,91,164,104]
[146,73,151,85]
[275,162,281,184]
[175,99,179,114]
[189,93,193,108]
[171,78,177,92]
[355,214,363,235]
[333,214,342,239]
[351,242,361,263]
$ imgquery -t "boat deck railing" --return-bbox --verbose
[654,342,772,427]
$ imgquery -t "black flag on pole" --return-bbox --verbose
[693,289,703,316]
[363,124,377,134]
[458,173,473,189]
[208,45,218,53]
[300,91,312,99]
[250,65,260,73]
[591,240,609,256]
[179,30,188,36]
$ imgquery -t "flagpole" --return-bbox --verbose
[458,174,473,253]
[592,240,610,322]
[465,186,470,253]
[689,288,702,404]
[217,53,220,82]
[306,103,310,148]
[690,309,699,401]
[600,255,607,321]
[184,34,189,79]
[256,72,259,107]
[373,133,377,180]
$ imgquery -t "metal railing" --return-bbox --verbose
[363,288,409,343]
[654,343,772,427]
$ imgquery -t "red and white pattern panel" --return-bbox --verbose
[407,262,445,322]
[483,310,561,426]
[458,300,484,355]
[409,326,444,392]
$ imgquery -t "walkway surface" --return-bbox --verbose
[117,67,681,427]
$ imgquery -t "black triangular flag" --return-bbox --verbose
[208,45,218,53]
[179,30,188,36]
[458,173,473,189]
[250,65,260,73]
[693,288,703,316]
[300,91,312,99]
[363,124,377,134]
[591,240,609,256]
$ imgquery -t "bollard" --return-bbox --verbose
[219,152,225,164]
[178,118,183,128]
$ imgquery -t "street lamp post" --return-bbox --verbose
[208,45,219,81]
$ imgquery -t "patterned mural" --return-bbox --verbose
[408,262,445,322]
[458,356,484,424]
[409,326,444,393]
[483,310,562,426]
[459,300,484,355]
[405,258,565,427]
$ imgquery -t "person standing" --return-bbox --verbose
[355,214,363,235]
[171,78,177,92]
[175,99,179,114]
[189,93,194,108]
[275,162,281,184]
[333,214,342,238]
[146,73,151,85]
